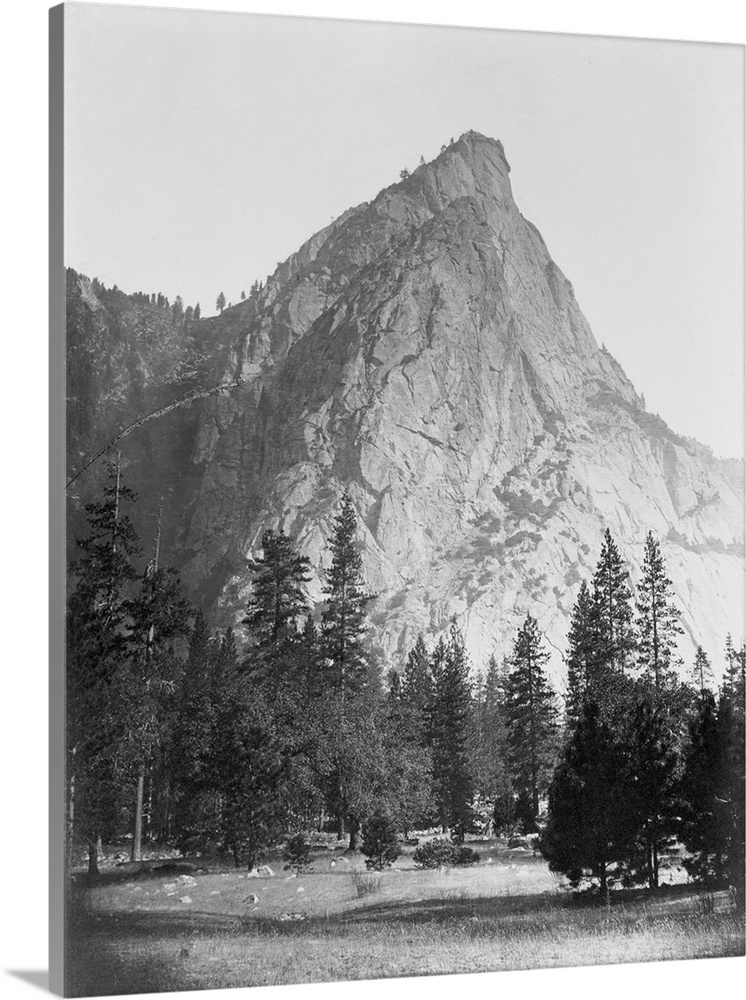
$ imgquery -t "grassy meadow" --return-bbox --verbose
[65,838,745,996]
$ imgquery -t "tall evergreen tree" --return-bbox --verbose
[718,650,745,897]
[636,532,683,693]
[216,291,226,312]
[505,614,558,826]
[723,634,746,707]
[431,626,474,841]
[294,616,325,700]
[125,551,192,861]
[66,459,141,875]
[540,701,637,895]
[677,692,733,886]
[426,636,447,749]
[565,580,597,724]
[401,634,433,743]
[472,655,513,831]
[207,630,293,868]
[243,527,311,684]
[625,697,679,889]
[691,646,715,697]
[169,611,217,843]
[321,492,372,698]
[402,635,432,714]
[591,528,637,673]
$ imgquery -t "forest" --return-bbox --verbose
[66,458,745,904]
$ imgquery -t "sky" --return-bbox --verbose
[63,2,744,459]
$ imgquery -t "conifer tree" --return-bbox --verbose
[677,692,732,885]
[66,459,141,875]
[625,697,679,889]
[431,626,474,841]
[402,635,431,711]
[321,492,372,697]
[243,527,311,684]
[723,634,746,707]
[426,636,447,749]
[125,544,192,861]
[591,528,637,673]
[170,611,216,841]
[505,614,558,825]
[540,701,637,895]
[401,634,432,743]
[294,616,325,700]
[208,629,292,867]
[472,655,513,830]
[691,646,715,697]
[194,302,201,320]
[216,291,226,312]
[636,532,683,693]
[565,580,597,723]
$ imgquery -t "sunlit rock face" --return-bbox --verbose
[68,133,744,682]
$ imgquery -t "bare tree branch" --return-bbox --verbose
[66,378,244,490]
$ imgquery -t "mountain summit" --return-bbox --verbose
[67,133,744,677]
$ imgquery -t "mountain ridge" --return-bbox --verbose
[65,132,745,680]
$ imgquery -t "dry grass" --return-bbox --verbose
[65,842,745,996]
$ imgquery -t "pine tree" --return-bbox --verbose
[194,302,201,320]
[208,632,292,868]
[468,655,513,832]
[169,612,217,842]
[539,701,637,895]
[402,635,431,710]
[505,614,558,826]
[216,291,226,312]
[565,580,597,723]
[625,697,679,889]
[677,692,732,885]
[242,527,311,685]
[691,646,715,697]
[431,626,474,841]
[401,634,432,742]
[636,532,683,694]
[293,616,325,700]
[426,636,447,749]
[321,492,372,698]
[591,528,636,673]
[66,458,141,875]
[125,541,192,861]
[717,644,745,897]
[361,812,400,870]
[723,634,746,708]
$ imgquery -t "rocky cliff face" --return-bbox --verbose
[67,132,744,681]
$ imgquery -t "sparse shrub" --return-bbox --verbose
[350,870,382,898]
[361,812,400,871]
[454,845,480,866]
[412,837,480,869]
[283,834,312,876]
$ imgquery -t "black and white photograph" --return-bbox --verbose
[11,2,746,998]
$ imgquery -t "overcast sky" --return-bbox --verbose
[64,2,744,458]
